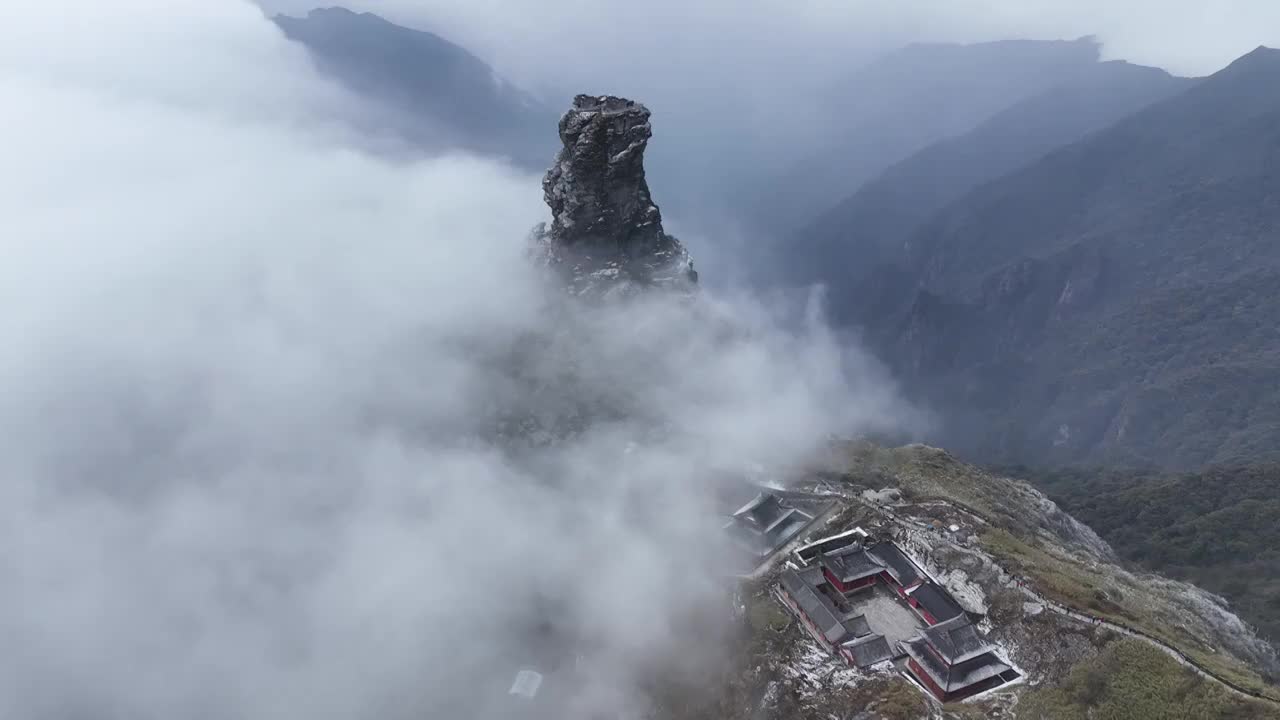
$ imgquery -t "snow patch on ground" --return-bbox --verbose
[890,528,991,615]
[861,487,901,505]
[780,639,876,699]
[782,640,837,695]
[828,666,864,688]
[759,680,780,710]
[932,567,989,615]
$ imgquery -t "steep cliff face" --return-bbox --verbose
[533,95,696,297]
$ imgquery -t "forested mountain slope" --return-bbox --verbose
[1013,462,1280,650]
[785,60,1192,324]
[844,46,1280,469]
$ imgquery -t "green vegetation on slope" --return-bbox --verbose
[829,442,1280,699]
[824,47,1280,470]
[980,527,1279,699]
[1012,463,1280,651]
[1019,638,1280,719]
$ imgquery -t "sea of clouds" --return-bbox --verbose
[0,2,908,717]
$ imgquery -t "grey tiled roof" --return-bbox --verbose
[812,540,925,589]
[779,569,851,646]
[796,565,826,586]
[726,493,813,557]
[866,542,924,587]
[921,615,995,664]
[822,549,883,583]
[842,613,872,638]
[843,634,895,668]
[902,637,1011,693]
[911,583,966,624]
[780,567,877,647]
[765,511,809,542]
[734,493,788,529]
[724,519,775,556]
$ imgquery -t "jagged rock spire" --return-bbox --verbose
[533,94,696,296]
[544,95,665,254]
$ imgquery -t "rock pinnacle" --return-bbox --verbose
[533,94,696,296]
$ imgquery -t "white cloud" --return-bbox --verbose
[0,1,906,717]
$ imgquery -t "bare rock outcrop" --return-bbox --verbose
[532,94,696,297]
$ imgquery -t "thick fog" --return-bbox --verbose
[0,1,909,718]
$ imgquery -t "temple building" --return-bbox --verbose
[777,568,895,668]
[775,531,1018,698]
[724,491,814,558]
[906,582,967,626]
[818,541,927,596]
[901,615,1018,701]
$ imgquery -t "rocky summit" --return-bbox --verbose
[532,94,696,297]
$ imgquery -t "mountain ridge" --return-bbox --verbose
[1011,460,1280,652]
[830,44,1280,469]
[274,7,556,167]
[782,57,1193,327]
[741,37,1111,235]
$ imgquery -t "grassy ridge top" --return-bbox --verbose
[825,442,1280,700]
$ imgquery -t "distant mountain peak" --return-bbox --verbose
[272,7,555,167]
[1216,45,1280,77]
[274,7,469,60]
[304,6,356,17]
[887,36,1102,65]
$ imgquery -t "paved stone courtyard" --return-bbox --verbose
[848,585,924,647]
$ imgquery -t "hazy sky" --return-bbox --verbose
[0,1,908,717]
[254,0,1280,260]
[260,0,1280,99]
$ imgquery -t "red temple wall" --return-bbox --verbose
[907,658,947,701]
